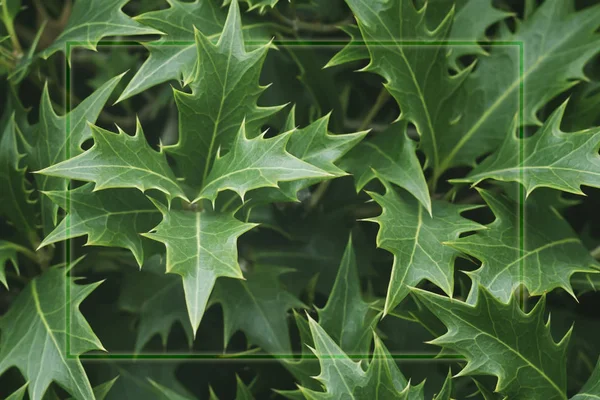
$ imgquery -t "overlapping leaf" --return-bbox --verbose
[120,0,271,101]
[211,265,304,355]
[143,204,256,334]
[39,183,161,266]
[0,267,105,400]
[413,286,570,400]
[339,121,430,213]
[198,123,332,203]
[29,74,123,234]
[367,181,483,314]
[166,0,284,190]
[36,120,187,201]
[455,103,600,196]
[447,189,599,303]
[40,0,159,59]
[573,358,600,399]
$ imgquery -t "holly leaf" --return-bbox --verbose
[0,267,105,400]
[412,286,570,400]
[572,358,600,400]
[120,0,271,101]
[211,264,304,355]
[454,102,600,196]
[142,203,257,334]
[39,183,162,266]
[29,74,124,234]
[367,181,483,314]
[206,376,255,400]
[224,0,277,14]
[197,122,332,203]
[40,0,160,59]
[298,315,423,399]
[339,121,431,213]
[36,120,187,202]
[0,115,37,246]
[446,189,599,304]
[0,240,22,288]
[316,236,378,355]
[166,0,285,190]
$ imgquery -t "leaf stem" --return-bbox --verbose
[359,88,390,131]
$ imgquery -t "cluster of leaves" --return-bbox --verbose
[1,0,600,398]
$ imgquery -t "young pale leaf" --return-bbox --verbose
[29,74,123,234]
[454,102,600,196]
[211,265,304,355]
[339,121,431,213]
[413,286,570,400]
[143,205,257,335]
[36,120,187,201]
[167,0,284,190]
[299,315,423,399]
[447,189,599,304]
[0,115,37,245]
[572,358,600,399]
[367,181,484,314]
[118,255,192,352]
[317,236,378,355]
[0,267,105,400]
[198,123,332,203]
[120,0,270,101]
[40,0,160,59]
[39,183,161,266]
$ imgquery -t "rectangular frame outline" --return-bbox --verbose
[63,39,525,360]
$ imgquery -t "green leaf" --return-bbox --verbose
[454,102,600,196]
[339,121,430,213]
[29,74,124,234]
[298,315,422,399]
[40,0,160,59]
[143,204,257,334]
[118,255,193,352]
[206,375,255,400]
[0,115,37,246]
[412,286,570,400]
[224,0,277,14]
[36,120,187,202]
[148,379,194,400]
[447,189,599,304]
[0,267,105,400]
[0,240,33,289]
[39,183,161,266]
[166,0,284,190]
[120,0,271,101]
[211,264,304,354]
[367,181,483,314]
[198,122,332,203]
[316,236,377,355]
[432,370,453,400]
[572,358,600,400]
[6,383,28,400]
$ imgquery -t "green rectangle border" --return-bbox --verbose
[64,39,525,360]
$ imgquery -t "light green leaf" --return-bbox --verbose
[29,74,124,234]
[6,383,28,400]
[143,204,257,334]
[166,0,284,190]
[118,255,193,352]
[0,267,105,400]
[39,183,161,266]
[367,181,483,314]
[447,189,599,304]
[432,370,453,400]
[198,122,332,203]
[211,264,304,354]
[120,0,271,101]
[36,120,187,202]
[453,102,600,196]
[572,358,600,400]
[317,236,377,355]
[40,0,160,59]
[224,0,278,14]
[339,121,431,213]
[413,286,570,400]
